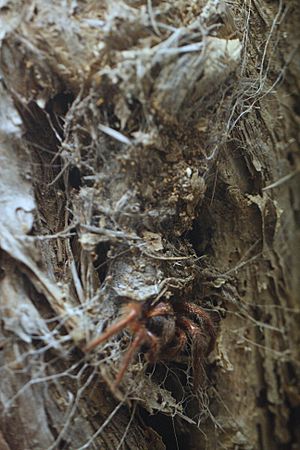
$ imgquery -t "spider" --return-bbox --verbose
[84,297,216,389]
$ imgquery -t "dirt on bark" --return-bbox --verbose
[0,1,299,449]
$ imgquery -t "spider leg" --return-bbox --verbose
[144,330,160,362]
[178,303,216,354]
[146,302,174,318]
[84,302,141,352]
[114,327,157,388]
[177,316,207,386]
[177,317,201,340]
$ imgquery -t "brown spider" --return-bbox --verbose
[84,298,216,389]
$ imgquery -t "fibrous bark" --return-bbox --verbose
[0,1,299,449]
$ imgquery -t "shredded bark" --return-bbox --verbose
[0,1,299,449]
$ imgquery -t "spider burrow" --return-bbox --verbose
[84,296,216,389]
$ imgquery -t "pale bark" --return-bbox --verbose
[0,1,299,449]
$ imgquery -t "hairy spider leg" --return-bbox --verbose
[177,316,207,386]
[143,330,160,362]
[114,327,145,387]
[85,302,159,387]
[118,302,173,368]
[177,316,202,340]
[113,327,157,388]
[84,302,142,352]
[179,303,216,354]
[146,301,174,318]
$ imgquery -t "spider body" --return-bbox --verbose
[85,297,215,389]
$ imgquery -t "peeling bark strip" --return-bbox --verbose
[0,1,299,449]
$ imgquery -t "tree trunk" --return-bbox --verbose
[0,1,299,449]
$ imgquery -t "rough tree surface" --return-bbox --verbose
[0,1,299,449]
